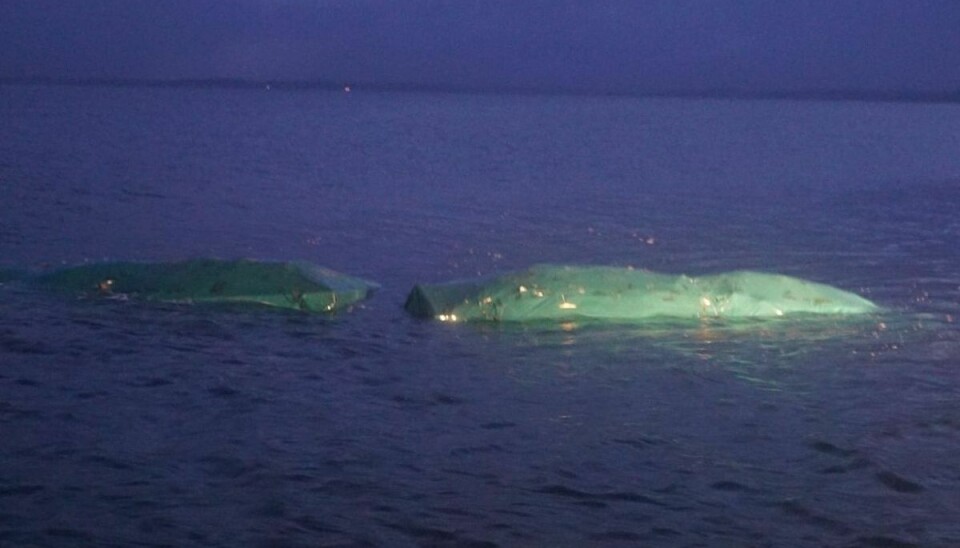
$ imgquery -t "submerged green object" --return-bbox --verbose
[404,264,878,323]
[0,267,27,284]
[35,259,378,312]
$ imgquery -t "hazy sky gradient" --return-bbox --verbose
[2,0,959,93]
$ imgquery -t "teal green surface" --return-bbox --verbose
[405,264,879,323]
[0,268,27,284]
[35,259,378,313]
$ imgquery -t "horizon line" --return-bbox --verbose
[2,76,959,104]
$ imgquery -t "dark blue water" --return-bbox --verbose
[2,84,959,546]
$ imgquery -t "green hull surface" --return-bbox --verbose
[405,264,878,323]
[35,259,378,313]
[0,268,27,284]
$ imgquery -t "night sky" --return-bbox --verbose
[2,0,959,94]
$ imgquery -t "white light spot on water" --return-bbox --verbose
[437,314,458,322]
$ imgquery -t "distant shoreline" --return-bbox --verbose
[2,77,958,104]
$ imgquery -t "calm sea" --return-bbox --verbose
[1,84,959,547]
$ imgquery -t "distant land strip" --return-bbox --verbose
[2,77,959,104]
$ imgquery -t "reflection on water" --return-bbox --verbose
[2,278,958,546]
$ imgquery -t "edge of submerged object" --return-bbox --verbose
[404,264,880,323]
[33,258,379,313]
[0,267,28,284]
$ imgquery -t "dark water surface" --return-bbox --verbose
[2,85,960,546]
